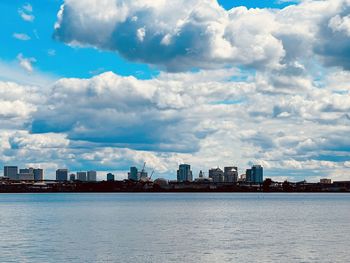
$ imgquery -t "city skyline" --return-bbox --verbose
[1,0,350,182]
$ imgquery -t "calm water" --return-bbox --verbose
[0,193,349,263]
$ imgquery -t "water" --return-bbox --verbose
[0,193,349,263]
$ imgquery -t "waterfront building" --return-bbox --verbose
[77,172,87,181]
[4,166,18,180]
[56,169,68,181]
[224,166,238,183]
[87,170,97,182]
[33,168,44,181]
[177,164,193,182]
[128,167,139,181]
[18,168,34,181]
[69,173,76,181]
[320,178,332,184]
[107,173,115,181]
[246,165,263,184]
[209,167,224,183]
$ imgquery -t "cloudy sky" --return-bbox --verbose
[1,0,350,181]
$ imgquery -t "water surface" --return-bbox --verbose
[0,193,349,262]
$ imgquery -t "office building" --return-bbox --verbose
[224,166,238,183]
[107,173,115,181]
[320,178,331,184]
[246,165,263,184]
[177,164,193,182]
[128,167,139,181]
[56,169,68,181]
[87,170,97,182]
[69,173,76,181]
[77,172,87,181]
[18,168,34,181]
[33,169,44,181]
[4,166,18,180]
[209,167,224,183]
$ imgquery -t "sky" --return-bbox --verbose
[0,0,350,181]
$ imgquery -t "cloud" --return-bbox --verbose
[17,53,36,72]
[18,3,35,22]
[13,33,31,41]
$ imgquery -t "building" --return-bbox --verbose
[18,168,34,181]
[69,173,76,181]
[33,168,44,181]
[107,173,115,181]
[177,164,193,182]
[128,167,139,181]
[246,165,263,184]
[209,168,224,183]
[320,178,331,184]
[56,169,68,181]
[4,166,18,180]
[224,166,238,183]
[77,172,87,181]
[87,170,97,182]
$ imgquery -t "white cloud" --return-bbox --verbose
[17,53,36,72]
[13,33,31,41]
[18,3,35,22]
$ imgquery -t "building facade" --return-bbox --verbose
[33,169,44,181]
[56,169,68,181]
[246,165,263,184]
[87,170,97,182]
[107,173,115,181]
[77,172,87,181]
[4,166,18,180]
[128,167,139,181]
[177,164,193,182]
[224,166,238,183]
[209,168,224,183]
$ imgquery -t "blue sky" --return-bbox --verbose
[1,0,350,181]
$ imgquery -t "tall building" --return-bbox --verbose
[209,168,224,183]
[87,170,97,182]
[128,167,139,181]
[77,172,87,181]
[252,165,263,184]
[246,165,263,184]
[177,164,193,182]
[107,173,115,182]
[4,166,18,180]
[18,168,34,181]
[69,173,76,181]
[224,166,238,183]
[33,168,44,181]
[56,169,68,181]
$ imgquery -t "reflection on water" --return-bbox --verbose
[0,193,349,262]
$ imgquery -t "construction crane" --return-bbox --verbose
[150,170,155,179]
[141,162,146,173]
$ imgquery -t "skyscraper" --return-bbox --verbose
[77,172,87,181]
[107,173,115,181]
[209,168,224,183]
[252,165,263,184]
[33,168,44,181]
[56,169,68,181]
[87,170,97,182]
[177,164,193,182]
[4,166,18,180]
[128,167,139,181]
[224,166,238,183]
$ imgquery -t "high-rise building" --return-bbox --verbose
[4,166,18,180]
[107,173,115,182]
[209,168,224,183]
[77,172,87,181]
[224,166,238,183]
[177,164,193,182]
[33,168,44,181]
[56,169,68,181]
[252,165,263,184]
[128,167,139,181]
[69,173,76,181]
[245,169,252,182]
[87,170,97,182]
[18,168,34,181]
